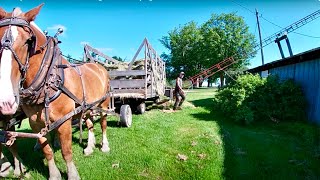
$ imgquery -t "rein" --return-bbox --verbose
[0,17,111,144]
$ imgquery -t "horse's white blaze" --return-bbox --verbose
[0,26,18,102]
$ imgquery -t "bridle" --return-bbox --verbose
[0,16,37,87]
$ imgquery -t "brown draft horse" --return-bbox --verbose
[0,4,111,179]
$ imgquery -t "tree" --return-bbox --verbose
[66,54,73,63]
[200,13,256,86]
[112,56,124,62]
[160,13,256,86]
[160,21,202,80]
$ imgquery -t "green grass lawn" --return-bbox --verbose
[3,88,320,179]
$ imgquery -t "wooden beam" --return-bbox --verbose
[112,89,145,94]
[128,38,147,70]
[84,45,121,64]
[108,70,146,77]
[110,79,145,89]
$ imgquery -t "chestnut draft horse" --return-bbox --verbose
[0,4,112,179]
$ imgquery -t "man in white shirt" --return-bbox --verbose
[173,72,186,110]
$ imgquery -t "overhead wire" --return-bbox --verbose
[229,0,320,39]
[259,11,320,39]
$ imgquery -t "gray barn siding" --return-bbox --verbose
[268,58,320,124]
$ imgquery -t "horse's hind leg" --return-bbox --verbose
[83,117,95,156]
[100,113,110,153]
[57,118,79,180]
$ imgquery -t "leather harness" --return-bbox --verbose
[0,17,110,137]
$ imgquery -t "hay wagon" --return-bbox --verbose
[83,38,166,127]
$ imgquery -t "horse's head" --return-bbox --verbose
[0,4,44,115]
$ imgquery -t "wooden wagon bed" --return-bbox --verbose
[83,38,166,114]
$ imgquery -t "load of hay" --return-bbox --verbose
[102,59,145,72]
[102,59,146,80]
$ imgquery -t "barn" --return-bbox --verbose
[248,47,320,124]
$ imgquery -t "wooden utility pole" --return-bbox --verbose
[256,9,264,65]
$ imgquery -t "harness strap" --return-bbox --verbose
[21,39,55,96]
[48,105,83,132]
[45,92,111,133]
[0,18,31,29]
[58,85,82,105]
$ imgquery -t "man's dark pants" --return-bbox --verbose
[173,91,185,110]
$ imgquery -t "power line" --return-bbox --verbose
[228,0,255,15]
[292,31,320,38]
[260,14,320,39]
[228,0,320,39]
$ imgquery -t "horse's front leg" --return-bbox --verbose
[0,144,13,177]
[29,119,61,180]
[57,118,79,180]
[8,142,28,177]
[6,125,28,177]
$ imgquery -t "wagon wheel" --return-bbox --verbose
[136,102,146,114]
[120,105,132,127]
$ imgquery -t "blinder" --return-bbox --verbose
[0,17,37,86]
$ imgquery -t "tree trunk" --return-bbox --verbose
[220,73,225,87]
[207,78,211,87]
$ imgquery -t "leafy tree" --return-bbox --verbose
[200,13,256,86]
[112,56,124,62]
[160,13,256,86]
[160,21,202,80]
[66,54,73,63]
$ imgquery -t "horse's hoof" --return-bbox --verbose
[84,147,94,156]
[24,172,31,179]
[0,161,13,177]
[49,177,62,180]
[68,175,80,180]
[100,145,110,153]
[14,166,26,177]
[49,173,62,180]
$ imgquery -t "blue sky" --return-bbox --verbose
[1,0,320,69]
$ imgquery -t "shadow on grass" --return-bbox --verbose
[190,97,320,179]
[2,130,49,179]
[1,117,118,179]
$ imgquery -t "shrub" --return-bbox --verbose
[213,73,307,124]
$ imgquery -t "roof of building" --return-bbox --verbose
[248,47,320,73]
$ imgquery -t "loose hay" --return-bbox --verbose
[182,101,196,108]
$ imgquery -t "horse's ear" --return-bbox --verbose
[0,8,7,19]
[24,3,44,22]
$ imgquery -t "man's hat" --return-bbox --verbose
[180,72,185,75]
